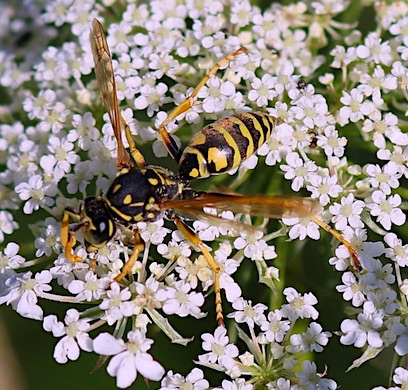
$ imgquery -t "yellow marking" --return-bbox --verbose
[180,147,210,178]
[123,194,132,205]
[207,147,228,171]
[247,113,267,148]
[133,214,143,222]
[147,212,156,219]
[229,116,255,159]
[113,183,121,193]
[255,112,275,146]
[188,131,207,147]
[260,114,273,142]
[109,221,115,235]
[86,242,106,252]
[148,178,159,186]
[104,201,133,222]
[212,124,241,171]
[145,203,152,211]
[129,201,144,207]
[189,168,199,178]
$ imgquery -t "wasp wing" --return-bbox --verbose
[176,207,260,236]
[161,192,322,219]
[90,19,133,170]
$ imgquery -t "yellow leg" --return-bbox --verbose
[158,47,247,163]
[114,230,144,282]
[120,115,147,169]
[173,216,224,326]
[310,216,361,269]
[61,210,83,263]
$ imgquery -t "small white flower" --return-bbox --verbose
[329,193,365,231]
[43,308,93,364]
[296,361,337,390]
[93,331,165,388]
[137,219,171,245]
[0,270,52,320]
[15,175,56,214]
[393,367,408,387]
[134,82,171,117]
[366,190,406,230]
[99,282,133,325]
[68,271,110,302]
[161,368,209,390]
[215,378,254,390]
[248,74,278,107]
[259,309,291,343]
[340,310,384,348]
[363,162,401,195]
[227,298,267,327]
[0,242,25,272]
[289,322,331,353]
[134,276,167,311]
[197,77,236,113]
[361,258,395,290]
[281,287,319,321]
[68,112,100,151]
[384,233,408,267]
[317,125,347,157]
[282,216,321,241]
[34,217,61,257]
[233,230,276,261]
[306,174,343,206]
[199,326,239,370]
[0,211,19,243]
[291,94,329,129]
[336,272,366,307]
[162,280,205,318]
[280,152,317,192]
[338,88,374,125]
[356,32,393,65]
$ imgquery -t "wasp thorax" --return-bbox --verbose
[104,167,181,225]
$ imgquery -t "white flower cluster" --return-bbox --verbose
[0,0,407,389]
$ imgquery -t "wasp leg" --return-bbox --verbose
[120,114,147,169]
[172,215,224,326]
[61,210,83,263]
[310,216,361,269]
[158,47,247,164]
[114,229,144,282]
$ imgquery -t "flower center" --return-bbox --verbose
[65,322,79,338]
[212,343,225,356]
[291,297,304,310]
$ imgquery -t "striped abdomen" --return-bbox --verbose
[178,112,277,179]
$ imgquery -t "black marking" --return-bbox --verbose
[237,112,271,149]
[82,196,116,247]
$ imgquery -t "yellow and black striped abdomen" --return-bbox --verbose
[178,112,278,180]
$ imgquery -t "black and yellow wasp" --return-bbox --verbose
[61,19,358,326]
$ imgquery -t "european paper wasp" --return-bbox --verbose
[61,19,359,326]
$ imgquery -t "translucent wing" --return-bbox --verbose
[163,192,360,268]
[177,207,260,236]
[90,19,132,169]
[161,192,322,219]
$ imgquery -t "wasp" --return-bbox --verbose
[61,19,359,326]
